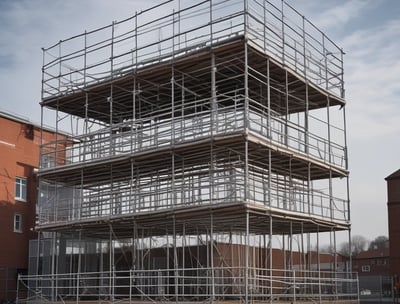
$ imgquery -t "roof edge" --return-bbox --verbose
[385,169,400,181]
[0,108,70,136]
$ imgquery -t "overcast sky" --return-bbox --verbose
[0,0,399,242]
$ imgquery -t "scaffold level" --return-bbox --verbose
[17,0,357,303]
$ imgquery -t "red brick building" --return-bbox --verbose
[0,110,65,301]
[386,169,400,283]
[352,248,390,276]
[351,247,391,296]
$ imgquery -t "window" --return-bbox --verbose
[14,214,22,232]
[41,154,54,168]
[15,177,27,201]
[361,265,370,272]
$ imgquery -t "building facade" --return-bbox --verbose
[18,0,357,303]
[386,169,400,289]
[0,110,62,301]
[353,248,391,297]
[353,248,390,277]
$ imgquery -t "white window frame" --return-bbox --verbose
[15,177,27,202]
[361,265,370,272]
[14,213,22,233]
[41,154,54,168]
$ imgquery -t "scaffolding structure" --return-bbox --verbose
[18,0,358,303]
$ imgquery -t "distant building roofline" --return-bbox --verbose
[0,108,70,136]
[354,248,389,260]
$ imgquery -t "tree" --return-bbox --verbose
[338,235,368,256]
[338,242,350,256]
[368,235,389,250]
[352,235,368,255]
